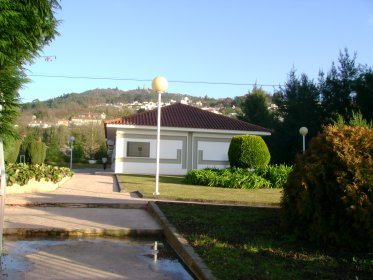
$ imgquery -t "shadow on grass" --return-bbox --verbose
[157,202,373,280]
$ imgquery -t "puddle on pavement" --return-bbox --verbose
[1,237,195,280]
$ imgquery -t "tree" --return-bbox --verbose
[0,0,60,139]
[238,86,274,129]
[271,70,322,164]
[354,70,373,122]
[320,49,363,123]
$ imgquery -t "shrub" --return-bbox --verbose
[46,141,65,163]
[228,135,270,168]
[184,167,274,189]
[4,137,21,163]
[184,168,219,186]
[281,124,373,250]
[6,163,73,186]
[255,164,293,188]
[27,139,47,164]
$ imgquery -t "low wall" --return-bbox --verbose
[6,176,72,194]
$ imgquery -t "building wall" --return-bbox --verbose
[112,128,235,175]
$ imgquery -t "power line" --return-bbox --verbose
[27,73,283,88]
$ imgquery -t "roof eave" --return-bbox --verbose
[105,123,271,136]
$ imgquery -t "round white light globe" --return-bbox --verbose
[152,76,168,93]
[299,127,308,136]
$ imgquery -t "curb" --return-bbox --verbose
[148,202,217,280]
[5,202,147,209]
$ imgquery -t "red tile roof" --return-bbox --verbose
[104,103,271,132]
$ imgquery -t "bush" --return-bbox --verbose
[184,166,292,189]
[5,163,73,186]
[27,139,47,164]
[228,135,270,168]
[46,144,65,163]
[255,164,293,188]
[281,125,373,250]
[184,168,219,186]
[4,137,21,163]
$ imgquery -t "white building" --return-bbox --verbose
[104,103,271,175]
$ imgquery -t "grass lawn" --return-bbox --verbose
[117,174,282,206]
[157,202,373,280]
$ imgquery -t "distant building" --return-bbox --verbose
[180,97,191,105]
[57,119,69,126]
[70,112,105,126]
[201,107,221,114]
[28,121,51,128]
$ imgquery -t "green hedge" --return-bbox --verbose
[5,163,73,186]
[27,140,47,164]
[228,135,270,168]
[185,165,292,189]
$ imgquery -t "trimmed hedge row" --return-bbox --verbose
[5,163,73,186]
[184,165,292,189]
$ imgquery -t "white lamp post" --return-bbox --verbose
[152,76,168,196]
[0,104,5,254]
[299,127,308,153]
[69,135,75,170]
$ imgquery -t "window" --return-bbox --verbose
[127,142,150,157]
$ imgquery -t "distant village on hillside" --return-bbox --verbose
[26,96,250,129]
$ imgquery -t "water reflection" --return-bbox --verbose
[1,237,195,280]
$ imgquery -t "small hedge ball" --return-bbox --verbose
[228,135,270,168]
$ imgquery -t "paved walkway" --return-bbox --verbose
[3,169,162,236]
[1,169,206,280]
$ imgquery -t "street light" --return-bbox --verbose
[299,127,308,153]
[69,135,75,170]
[152,76,168,196]
[0,104,5,254]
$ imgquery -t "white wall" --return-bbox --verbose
[114,129,187,175]
[198,141,230,161]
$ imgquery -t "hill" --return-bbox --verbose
[17,88,240,129]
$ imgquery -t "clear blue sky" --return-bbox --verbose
[20,0,373,103]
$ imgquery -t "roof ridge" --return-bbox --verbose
[105,103,271,132]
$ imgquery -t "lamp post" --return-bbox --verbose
[299,127,308,153]
[69,135,75,170]
[0,104,5,254]
[152,76,168,196]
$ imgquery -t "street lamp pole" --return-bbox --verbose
[299,127,308,153]
[69,135,75,170]
[152,76,168,196]
[0,104,6,255]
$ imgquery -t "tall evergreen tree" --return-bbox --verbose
[320,49,363,123]
[271,70,322,164]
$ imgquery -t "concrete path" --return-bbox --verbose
[3,169,162,236]
[1,169,205,280]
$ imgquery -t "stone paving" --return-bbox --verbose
[3,169,161,236]
[1,169,212,280]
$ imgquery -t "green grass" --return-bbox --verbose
[117,174,282,205]
[157,202,373,280]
